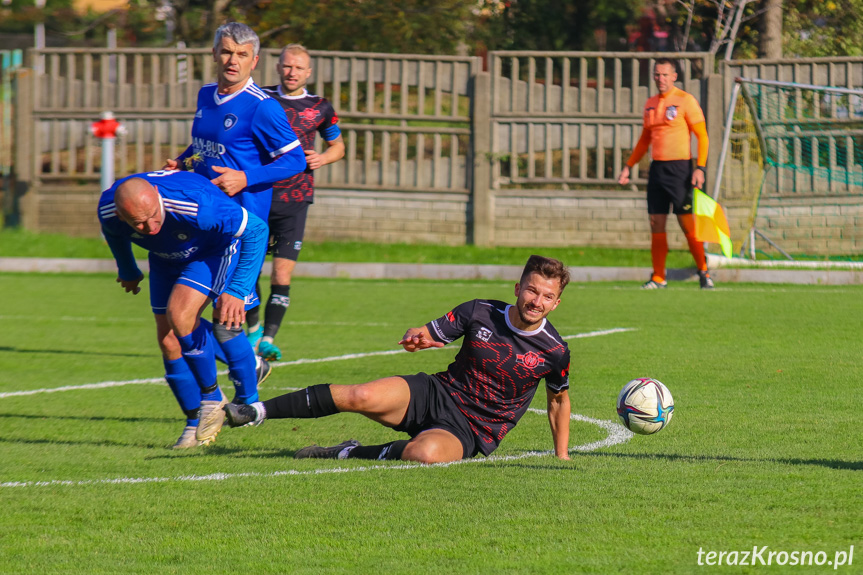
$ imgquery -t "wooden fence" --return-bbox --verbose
[6,49,863,253]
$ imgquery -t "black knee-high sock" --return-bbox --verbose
[263,284,291,338]
[348,440,410,461]
[262,384,338,419]
[246,280,263,327]
[246,306,260,328]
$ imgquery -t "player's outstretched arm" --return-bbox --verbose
[547,388,571,460]
[101,226,144,293]
[398,326,445,352]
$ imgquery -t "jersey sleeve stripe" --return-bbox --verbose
[163,200,199,216]
[162,198,198,209]
[165,207,198,217]
[271,139,301,158]
[429,319,454,343]
[246,84,269,101]
[99,203,117,219]
[235,207,248,238]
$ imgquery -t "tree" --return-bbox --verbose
[759,0,782,58]
[668,0,761,60]
[243,0,477,54]
[477,0,645,52]
[0,0,100,45]
[783,0,863,57]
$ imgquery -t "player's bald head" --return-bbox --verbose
[115,178,158,215]
[114,178,163,235]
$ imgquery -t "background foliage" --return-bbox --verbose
[0,0,858,59]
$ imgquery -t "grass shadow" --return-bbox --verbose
[0,345,150,358]
[0,412,175,424]
[579,451,863,471]
[0,435,167,450]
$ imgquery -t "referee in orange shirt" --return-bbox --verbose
[617,58,714,290]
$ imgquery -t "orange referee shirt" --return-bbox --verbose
[626,86,708,166]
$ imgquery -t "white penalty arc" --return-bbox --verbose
[0,409,632,489]
[0,327,636,488]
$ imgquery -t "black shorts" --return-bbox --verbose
[393,373,480,459]
[268,201,309,261]
[647,159,694,215]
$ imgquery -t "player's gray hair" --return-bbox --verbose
[213,22,261,57]
[280,43,311,61]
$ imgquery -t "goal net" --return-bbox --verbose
[713,77,863,263]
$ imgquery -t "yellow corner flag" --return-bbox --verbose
[693,188,733,258]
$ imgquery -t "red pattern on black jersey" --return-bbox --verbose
[426,299,570,456]
[262,86,340,204]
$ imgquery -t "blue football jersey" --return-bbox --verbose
[98,170,251,276]
[187,79,301,220]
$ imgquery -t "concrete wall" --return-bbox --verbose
[306,188,689,250]
[491,189,662,248]
[305,190,468,245]
[725,196,863,257]
[24,184,863,259]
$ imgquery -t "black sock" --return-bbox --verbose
[246,279,263,327]
[262,384,338,419]
[246,306,260,329]
[348,440,410,461]
[263,285,291,338]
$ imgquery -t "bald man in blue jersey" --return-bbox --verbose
[99,170,268,448]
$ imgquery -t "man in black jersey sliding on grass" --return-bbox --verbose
[225,255,572,463]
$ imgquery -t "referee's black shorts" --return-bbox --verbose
[647,159,694,215]
[393,372,480,459]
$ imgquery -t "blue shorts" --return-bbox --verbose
[147,241,260,314]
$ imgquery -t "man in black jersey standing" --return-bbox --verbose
[246,44,346,361]
[225,255,573,463]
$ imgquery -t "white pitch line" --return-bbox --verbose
[0,411,632,489]
[0,328,635,399]
[563,327,635,340]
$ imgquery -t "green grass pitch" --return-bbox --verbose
[1,272,861,573]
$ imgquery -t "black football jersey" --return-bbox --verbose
[426,299,570,455]
[261,86,341,205]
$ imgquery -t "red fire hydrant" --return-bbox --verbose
[91,112,122,140]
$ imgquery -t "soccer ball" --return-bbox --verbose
[616,378,675,435]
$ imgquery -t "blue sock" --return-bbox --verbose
[163,357,202,425]
[198,318,228,364]
[176,323,221,401]
[219,330,259,404]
